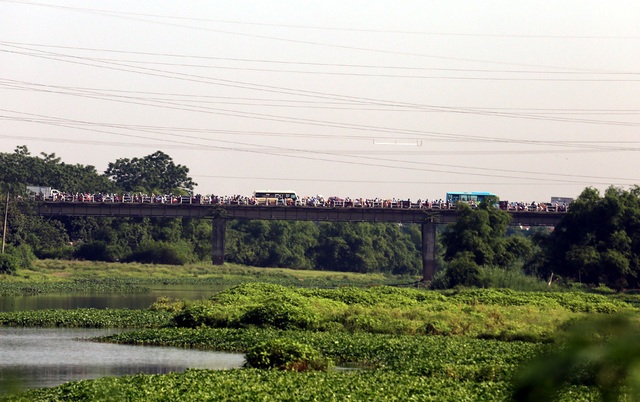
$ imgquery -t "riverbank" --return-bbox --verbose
[2,266,640,400]
[1,260,408,296]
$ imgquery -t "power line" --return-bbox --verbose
[2,109,639,184]
[3,78,639,153]
[2,77,639,115]
[5,0,639,40]
[3,43,640,129]
[0,1,625,72]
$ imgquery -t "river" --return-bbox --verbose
[0,287,244,395]
[0,285,221,312]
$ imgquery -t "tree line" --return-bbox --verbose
[2,146,640,290]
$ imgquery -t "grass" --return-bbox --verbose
[4,259,402,284]
[1,260,409,296]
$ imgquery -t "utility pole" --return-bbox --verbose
[1,191,8,254]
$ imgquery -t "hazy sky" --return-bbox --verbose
[1,1,639,202]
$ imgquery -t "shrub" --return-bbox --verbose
[476,266,549,291]
[172,302,239,328]
[0,252,18,275]
[2,243,35,271]
[34,245,74,260]
[244,338,331,371]
[149,297,185,313]
[444,252,482,287]
[512,314,640,401]
[424,320,452,336]
[238,301,319,330]
[74,241,122,262]
[125,241,194,265]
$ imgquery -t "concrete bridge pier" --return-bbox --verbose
[421,221,437,282]
[211,217,226,265]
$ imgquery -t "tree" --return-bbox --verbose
[540,186,640,289]
[0,146,114,194]
[104,151,196,194]
[440,198,532,286]
[314,222,420,274]
[226,220,318,269]
[442,198,527,266]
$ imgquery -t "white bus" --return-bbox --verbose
[253,190,298,206]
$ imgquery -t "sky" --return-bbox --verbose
[1,1,639,202]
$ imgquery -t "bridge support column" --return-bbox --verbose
[211,217,226,265]
[421,222,437,282]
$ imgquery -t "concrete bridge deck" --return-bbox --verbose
[36,202,565,226]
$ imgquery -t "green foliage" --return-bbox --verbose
[226,220,422,274]
[442,203,533,271]
[442,251,482,287]
[74,241,123,262]
[239,301,320,330]
[0,145,115,194]
[7,214,71,259]
[540,186,640,290]
[226,220,319,269]
[0,252,18,274]
[0,278,150,296]
[512,314,640,401]
[244,338,331,371]
[4,369,519,402]
[148,297,186,313]
[167,283,632,339]
[100,327,545,381]
[104,150,195,194]
[0,243,35,274]
[124,240,195,265]
[314,222,421,274]
[0,308,171,328]
[476,265,551,291]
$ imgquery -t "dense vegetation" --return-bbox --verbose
[0,260,401,298]
[3,282,640,400]
[3,146,640,289]
[0,146,425,274]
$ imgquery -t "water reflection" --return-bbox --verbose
[0,327,245,394]
[0,285,221,312]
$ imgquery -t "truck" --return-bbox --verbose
[26,186,62,201]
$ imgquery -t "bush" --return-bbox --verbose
[0,252,18,275]
[512,314,640,401]
[238,301,319,330]
[172,302,240,328]
[476,266,550,291]
[74,241,123,262]
[244,338,331,371]
[34,245,74,260]
[0,243,37,274]
[443,252,482,288]
[125,241,194,265]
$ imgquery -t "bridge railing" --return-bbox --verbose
[24,192,569,213]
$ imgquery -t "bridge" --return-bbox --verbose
[36,202,566,281]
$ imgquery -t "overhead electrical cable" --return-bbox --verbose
[2,43,639,129]
[0,0,623,71]
[2,76,638,153]
[2,108,639,184]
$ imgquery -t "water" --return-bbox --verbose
[0,285,220,312]
[0,327,245,394]
[0,286,243,394]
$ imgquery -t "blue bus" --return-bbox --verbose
[446,191,498,205]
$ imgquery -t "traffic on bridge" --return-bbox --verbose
[27,189,570,214]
